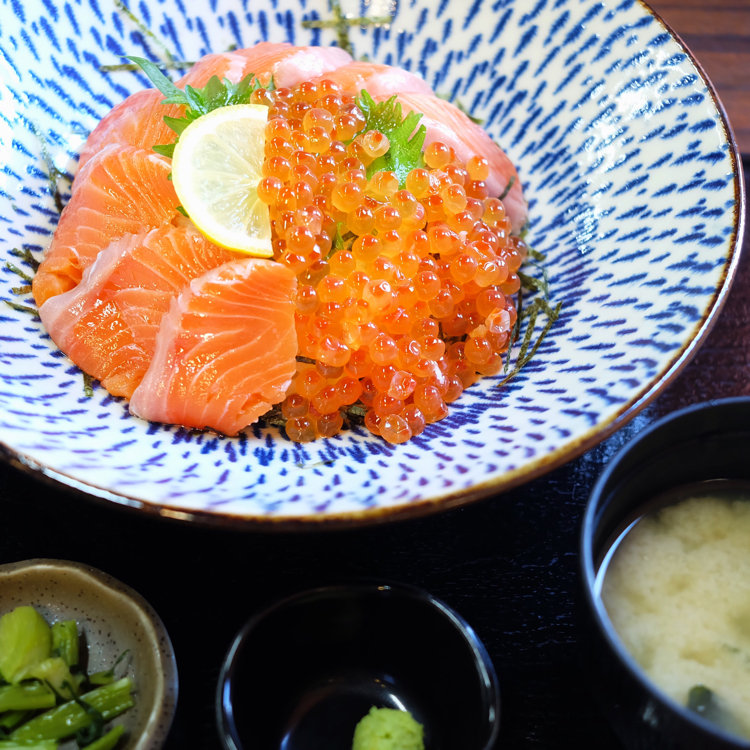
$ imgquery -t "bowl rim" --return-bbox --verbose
[580,396,750,748]
[215,581,501,750]
[0,557,180,750]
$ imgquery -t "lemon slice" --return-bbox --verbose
[171,103,272,257]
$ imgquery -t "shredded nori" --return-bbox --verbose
[301,0,392,56]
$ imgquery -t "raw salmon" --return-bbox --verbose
[312,61,432,98]
[79,44,353,165]
[380,92,528,233]
[38,221,236,398]
[178,43,352,90]
[36,43,531,440]
[78,89,182,169]
[175,51,261,89]
[32,144,180,306]
[228,42,352,89]
[79,55,255,166]
[129,259,298,435]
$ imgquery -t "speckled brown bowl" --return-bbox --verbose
[0,558,178,750]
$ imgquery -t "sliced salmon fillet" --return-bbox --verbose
[175,51,260,89]
[38,221,236,398]
[78,56,252,168]
[32,144,180,306]
[79,43,352,166]
[178,43,353,90]
[78,89,183,169]
[312,61,432,98]
[229,42,352,89]
[129,259,298,435]
[382,92,529,233]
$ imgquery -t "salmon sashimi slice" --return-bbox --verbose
[38,222,236,399]
[32,144,180,306]
[382,92,529,233]
[174,51,260,89]
[79,44,352,163]
[129,259,298,435]
[78,55,254,169]
[312,61,433,99]
[177,42,352,90]
[229,42,352,89]
[78,89,183,169]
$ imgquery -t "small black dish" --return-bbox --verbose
[216,582,500,750]
[580,397,750,750]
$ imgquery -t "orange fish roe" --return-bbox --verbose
[253,80,527,444]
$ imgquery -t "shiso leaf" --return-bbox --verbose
[127,56,274,158]
[355,91,426,185]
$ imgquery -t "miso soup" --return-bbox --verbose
[596,482,750,741]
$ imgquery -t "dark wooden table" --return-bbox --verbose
[1,3,748,749]
[648,0,750,155]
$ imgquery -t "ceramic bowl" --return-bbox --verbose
[0,0,744,526]
[216,583,500,750]
[580,397,750,749]
[0,558,178,750]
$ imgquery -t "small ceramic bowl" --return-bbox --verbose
[216,583,500,750]
[580,397,750,749]
[0,558,178,750]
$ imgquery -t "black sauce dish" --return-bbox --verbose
[580,397,750,750]
[216,582,500,750]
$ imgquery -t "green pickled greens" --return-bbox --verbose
[25,659,78,697]
[0,711,32,732]
[50,622,79,669]
[0,607,133,749]
[0,684,55,714]
[0,608,52,685]
[80,724,125,750]
[9,679,133,742]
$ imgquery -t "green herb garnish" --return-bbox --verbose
[685,683,747,736]
[127,56,273,158]
[688,684,717,717]
[354,91,426,185]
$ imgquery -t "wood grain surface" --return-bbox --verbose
[646,0,750,154]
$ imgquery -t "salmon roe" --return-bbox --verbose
[257,81,526,444]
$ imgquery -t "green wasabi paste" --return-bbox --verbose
[352,706,425,750]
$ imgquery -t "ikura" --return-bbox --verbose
[257,81,526,444]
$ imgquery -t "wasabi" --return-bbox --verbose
[352,706,424,750]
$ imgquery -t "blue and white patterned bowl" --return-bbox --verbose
[0,0,744,527]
